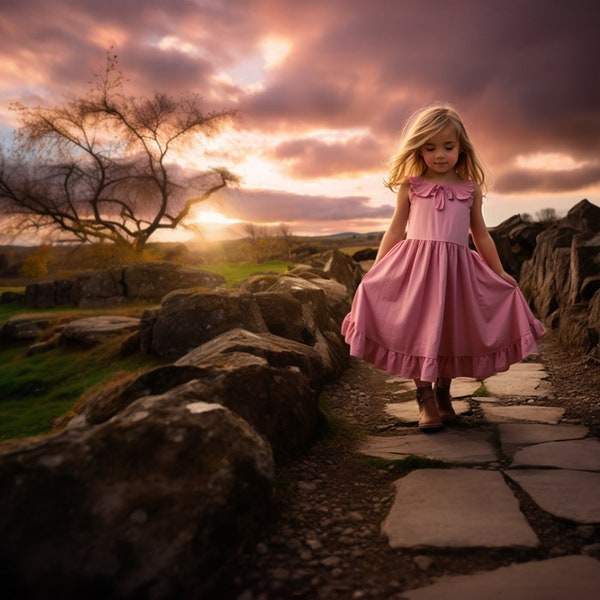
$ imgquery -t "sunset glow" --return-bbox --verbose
[192,210,241,226]
[260,36,292,70]
[515,153,587,172]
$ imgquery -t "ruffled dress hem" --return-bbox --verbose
[341,318,545,382]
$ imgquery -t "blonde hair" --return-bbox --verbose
[384,104,487,193]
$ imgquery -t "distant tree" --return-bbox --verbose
[19,245,51,277]
[243,222,277,263]
[520,213,533,222]
[535,208,558,223]
[277,222,296,260]
[241,222,297,263]
[0,51,238,251]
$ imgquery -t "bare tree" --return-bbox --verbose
[0,52,239,251]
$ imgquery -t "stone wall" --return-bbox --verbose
[0,249,361,599]
[24,261,227,308]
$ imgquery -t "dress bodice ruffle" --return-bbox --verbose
[409,176,474,211]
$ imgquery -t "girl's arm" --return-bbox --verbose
[375,182,410,264]
[469,186,518,286]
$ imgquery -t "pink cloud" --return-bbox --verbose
[217,188,394,224]
[272,135,385,178]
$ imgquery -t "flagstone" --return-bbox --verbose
[506,469,600,523]
[499,423,589,457]
[449,377,481,397]
[482,404,564,424]
[385,400,470,423]
[400,555,600,600]
[359,430,498,464]
[511,438,600,471]
[382,469,538,548]
[485,364,552,398]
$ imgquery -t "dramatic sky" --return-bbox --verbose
[1,0,599,240]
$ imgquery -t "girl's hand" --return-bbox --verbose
[499,271,518,287]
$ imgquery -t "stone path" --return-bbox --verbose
[359,362,600,598]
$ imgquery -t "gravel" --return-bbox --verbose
[220,331,600,599]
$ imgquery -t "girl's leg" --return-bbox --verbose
[415,380,444,432]
[435,377,456,422]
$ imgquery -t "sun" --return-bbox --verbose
[193,210,241,226]
[260,36,292,70]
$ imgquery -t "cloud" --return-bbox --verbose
[495,163,600,194]
[215,188,394,224]
[272,134,386,178]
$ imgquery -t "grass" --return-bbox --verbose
[0,302,27,327]
[0,335,166,441]
[0,286,26,324]
[201,261,289,285]
[472,381,490,397]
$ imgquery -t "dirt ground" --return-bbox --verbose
[221,330,600,599]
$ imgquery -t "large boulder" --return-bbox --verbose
[564,198,600,232]
[176,328,325,392]
[310,249,363,294]
[144,365,319,459]
[568,231,600,306]
[121,262,226,301]
[237,272,283,293]
[309,277,353,324]
[0,313,62,341]
[352,248,378,262]
[520,199,600,355]
[520,225,577,318]
[254,291,309,344]
[61,316,141,346]
[0,398,274,599]
[266,276,349,378]
[489,215,548,280]
[70,267,125,307]
[145,288,269,359]
[25,280,73,309]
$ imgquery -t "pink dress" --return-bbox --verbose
[341,176,544,382]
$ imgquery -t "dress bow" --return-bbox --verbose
[431,185,453,211]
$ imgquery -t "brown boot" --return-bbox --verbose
[434,384,457,422]
[416,386,444,432]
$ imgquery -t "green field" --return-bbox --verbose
[0,338,166,441]
[202,260,289,285]
[0,261,292,442]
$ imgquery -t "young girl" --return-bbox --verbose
[341,105,544,432]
